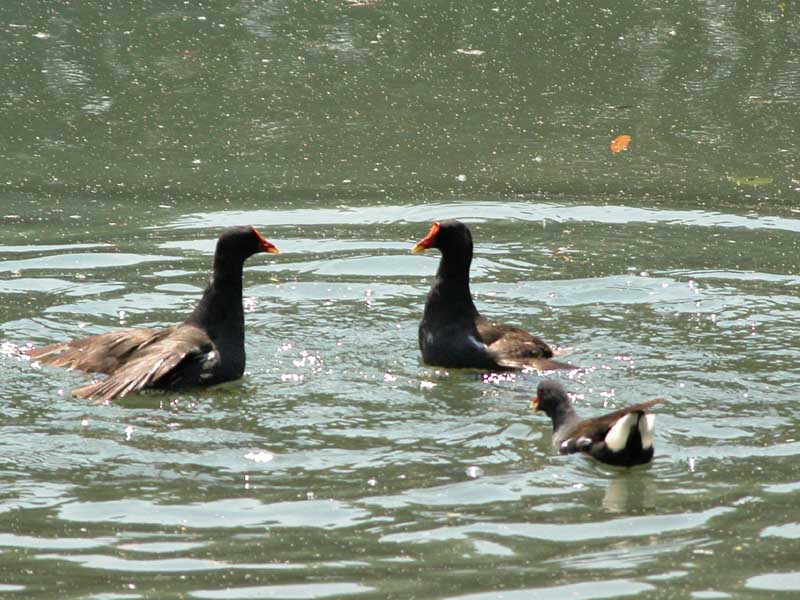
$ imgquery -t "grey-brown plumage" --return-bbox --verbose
[26,226,279,402]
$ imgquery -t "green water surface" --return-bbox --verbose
[1,1,800,598]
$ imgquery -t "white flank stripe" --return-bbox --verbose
[639,414,656,449]
[605,413,638,452]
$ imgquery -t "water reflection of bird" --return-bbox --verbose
[412,219,574,371]
[601,473,658,513]
[26,226,279,402]
[532,380,663,467]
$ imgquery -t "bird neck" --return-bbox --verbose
[549,401,579,433]
[437,245,473,282]
[424,249,479,319]
[186,261,245,341]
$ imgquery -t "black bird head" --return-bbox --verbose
[411,220,473,256]
[215,225,279,262]
[532,379,572,419]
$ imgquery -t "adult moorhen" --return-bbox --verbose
[412,219,572,371]
[27,225,279,402]
[532,379,663,466]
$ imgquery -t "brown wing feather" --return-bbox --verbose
[27,328,171,374]
[73,326,214,401]
[569,399,666,441]
[475,317,576,370]
[477,317,553,355]
[30,325,214,402]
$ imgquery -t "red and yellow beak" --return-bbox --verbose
[253,227,280,254]
[531,396,540,411]
[411,221,441,254]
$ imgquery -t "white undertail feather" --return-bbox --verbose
[639,414,656,449]
[604,413,638,452]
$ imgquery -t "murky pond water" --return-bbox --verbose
[2,1,800,598]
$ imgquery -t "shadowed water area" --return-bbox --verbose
[1,1,800,598]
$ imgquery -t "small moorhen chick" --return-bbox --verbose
[412,219,572,371]
[27,226,279,402]
[533,380,663,467]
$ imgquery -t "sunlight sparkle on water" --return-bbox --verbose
[465,466,483,479]
[245,450,274,463]
[243,297,258,313]
[0,341,31,360]
[293,351,322,369]
[482,372,517,384]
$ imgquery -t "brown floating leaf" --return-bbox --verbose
[610,134,632,154]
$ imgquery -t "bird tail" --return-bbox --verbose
[500,357,578,371]
[532,357,578,371]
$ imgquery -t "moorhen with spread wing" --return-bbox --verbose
[27,225,279,402]
[412,219,573,371]
[533,379,663,466]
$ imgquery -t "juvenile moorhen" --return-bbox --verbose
[412,219,572,371]
[533,380,663,467]
[27,225,279,402]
